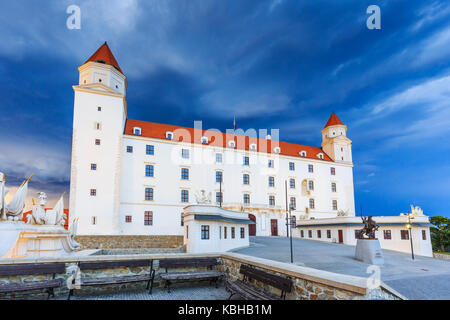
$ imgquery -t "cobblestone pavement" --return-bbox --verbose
[233,236,450,300]
[56,285,231,300]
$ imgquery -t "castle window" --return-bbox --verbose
[250,143,257,151]
[300,150,307,157]
[289,162,295,171]
[308,164,314,173]
[201,225,210,240]
[331,167,335,175]
[144,211,153,226]
[332,200,338,210]
[145,188,153,201]
[289,178,295,189]
[355,230,360,239]
[384,230,392,240]
[127,146,133,153]
[201,136,208,144]
[327,230,331,238]
[216,171,223,183]
[146,145,154,155]
[301,230,304,238]
[269,195,275,206]
[268,176,275,187]
[317,153,324,159]
[243,174,250,185]
[98,106,102,111]
[181,168,189,180]
[181,213,184,226]
[224,226,227,239]
[331,183,337,192]
[133,127,142,135]
[91,216,97,225]
[243,156,249,166]
[268,159,274,168]
[290,197,296,210]
[243,193,250,204]
[91,163,97,171]
[308,180,314,191]
[95,122,101,130]
[317,230,321,238]
[95,139,101,145]
[216,153,223,163]
[98,78,102,83]
[401,230,409,240]
[216,192,223,204]
[273,147,281,154]
[228,140,235,148]
[308,230,312,238]
[166,131,173,140]
[181,149,190,159]
[422,230,427,240]
[309,198,315,209]
[181,190,189,203]
[231,227,235,239]
[145,165,154,177]
[125,215,132,223]
[240,227,245,239]
[90,189,96,196]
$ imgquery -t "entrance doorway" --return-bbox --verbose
[338,230,343,243]
[248,214,256,236]
[270,219,278,236]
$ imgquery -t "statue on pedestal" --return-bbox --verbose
[359,215,379,239]
[195,189,211,204]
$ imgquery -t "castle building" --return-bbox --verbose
[69,43,356,239]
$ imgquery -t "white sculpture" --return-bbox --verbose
[337,209,349,217]
[26,192,67,226]
[195,189,211,204]
[67,218,81,250]
[0,173,33,221]
[410,205,424,217]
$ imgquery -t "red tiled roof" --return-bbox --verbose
[85,42,123,74]
[22,209,69,230]
[125,119,332,161]
[323,112,344,129]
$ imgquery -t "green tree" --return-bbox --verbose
[430,216,450,252]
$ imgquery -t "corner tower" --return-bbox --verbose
[69,42,127,235]
[321,113,352,163]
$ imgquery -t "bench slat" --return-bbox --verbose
[0,279,62,293]
[226,280,280,300]
[240,265,292,292]
[160,271,222,281]
[80,274,151,286]
[0,263,65,276]
[79,260,152,270]
[159,258,218,269]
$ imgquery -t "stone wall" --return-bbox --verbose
[433,253,450,260]
[75,235,184,249]
[0,252,405,300]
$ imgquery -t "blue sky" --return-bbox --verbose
[0,0,449,217]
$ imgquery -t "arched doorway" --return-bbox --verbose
[248,214,256,236]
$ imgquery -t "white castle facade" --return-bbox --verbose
[69,43,432,256]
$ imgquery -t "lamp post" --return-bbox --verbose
[284,180,289,238]
[407,214,415,260]
[288,203,295,263]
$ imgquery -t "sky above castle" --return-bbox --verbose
[0,0,449,217]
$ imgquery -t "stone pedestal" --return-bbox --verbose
[355,239,384,265]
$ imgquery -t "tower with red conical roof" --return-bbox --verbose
[69,42,127,235]
[321,113,352,163]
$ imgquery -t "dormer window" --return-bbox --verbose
[273,147,281,154]
[166,131,174,140]
[228,140,236,148]
[133,127,142,136]
[201,136,209,144]
[249,143,257,151]
[299,150,307,157]
[317,153,324,160]
[96,60,106,64]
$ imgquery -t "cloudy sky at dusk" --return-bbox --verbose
[0,0,449,216]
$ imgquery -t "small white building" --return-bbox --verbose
[293,210,433,257]
[183,205,253,253]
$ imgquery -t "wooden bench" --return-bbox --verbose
[225,264,292,300]
[0,263,65,299]
[159,257,223,293]
[67,259,155,300]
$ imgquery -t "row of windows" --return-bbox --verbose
[300,229,332,239]
[122,146,337,174]
[299,229,427,241]
[198,225,246,240]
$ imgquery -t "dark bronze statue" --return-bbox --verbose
[359,215,379,239]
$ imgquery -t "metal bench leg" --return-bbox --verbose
[228,292,235,300]
[166,280,171,293]
[147,270,155,295]
[46,287,55,300]
[67,289,73,300]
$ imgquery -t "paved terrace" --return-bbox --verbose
[233,236,450,300]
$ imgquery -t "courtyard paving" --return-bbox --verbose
[232,236,450,300]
